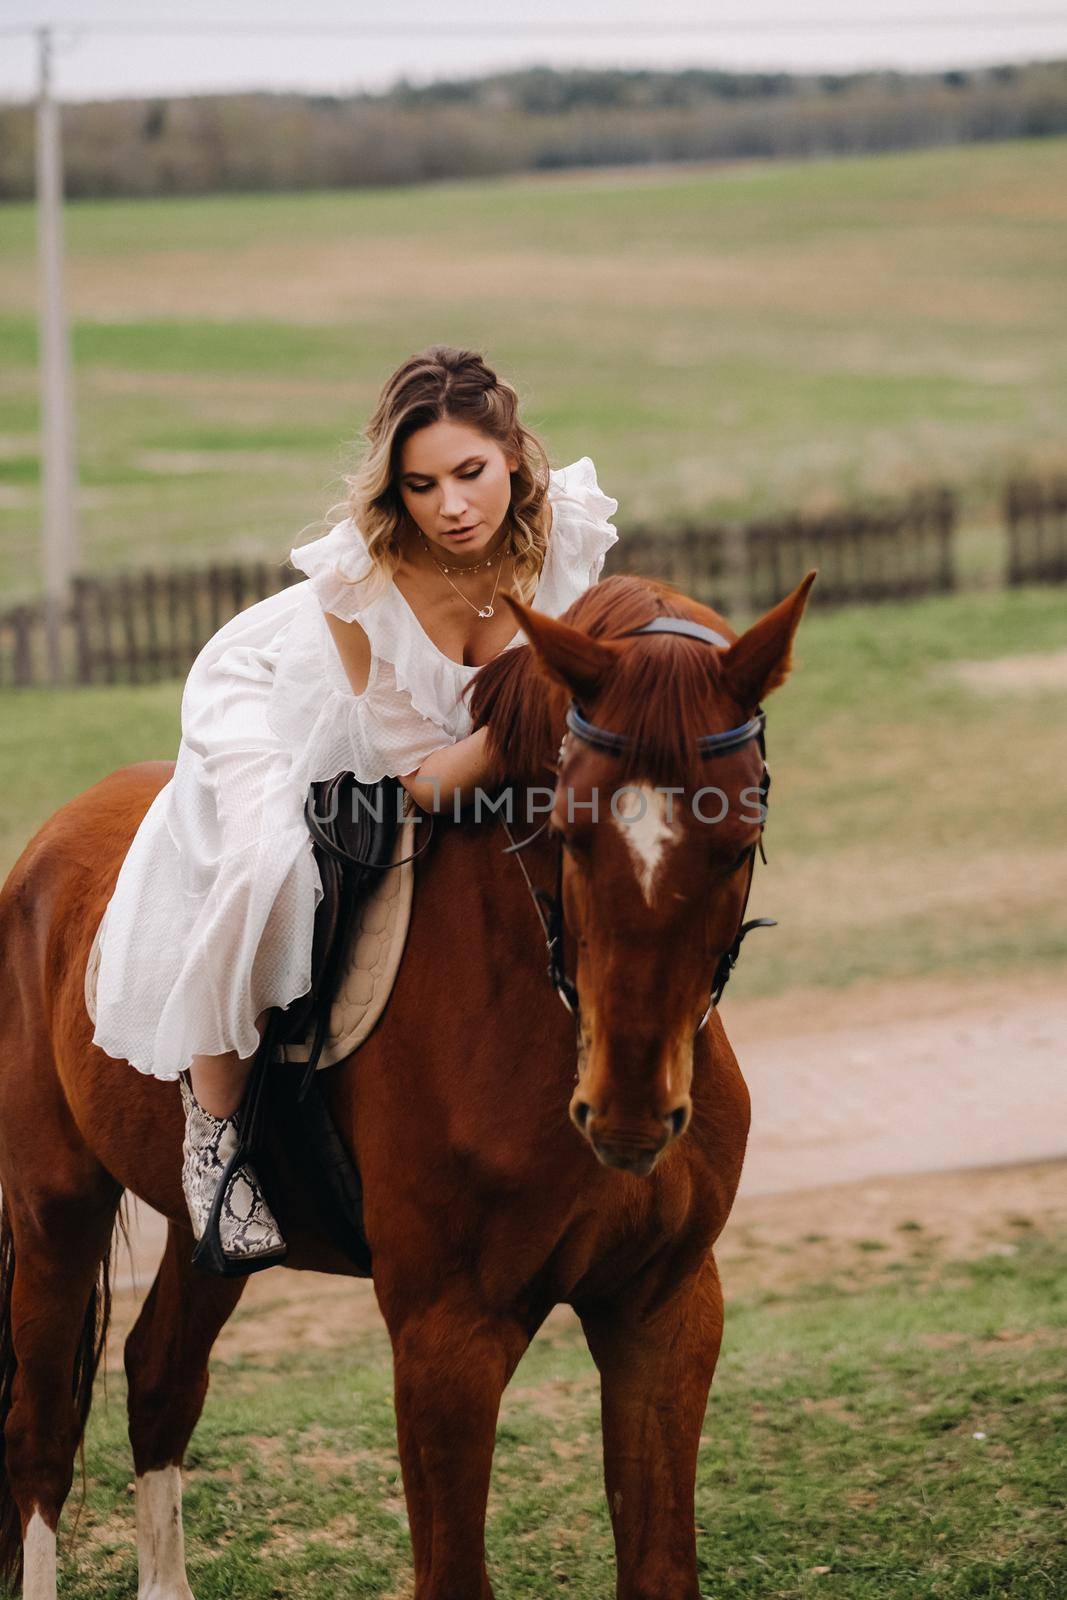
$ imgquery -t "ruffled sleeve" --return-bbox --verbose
[266,587,456,790]
[289,517,373,624]
[547,457,619,589]
[270,516,458,786]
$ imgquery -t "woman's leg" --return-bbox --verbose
[181,1011,286,1270]
[188,1052,248,1119]
[188,1011,267,1118]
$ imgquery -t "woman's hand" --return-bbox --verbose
[400,726,501,814]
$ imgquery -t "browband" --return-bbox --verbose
[565,703,765,760]
[566,615,762,761]
[621,616,732,649]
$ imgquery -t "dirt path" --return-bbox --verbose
[723,971,1067,1196]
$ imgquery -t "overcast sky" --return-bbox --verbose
[1,1,1066,103]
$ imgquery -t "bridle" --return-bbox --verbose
[501,616,776,1034]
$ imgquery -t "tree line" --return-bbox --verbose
[0,59,1065,200]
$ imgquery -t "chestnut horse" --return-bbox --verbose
[0,571,813,1600]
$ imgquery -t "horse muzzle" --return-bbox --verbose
[570,1095,692,1176]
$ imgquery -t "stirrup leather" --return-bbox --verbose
[179,1076,288,1273]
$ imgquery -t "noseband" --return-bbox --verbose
[503,616,776,1032]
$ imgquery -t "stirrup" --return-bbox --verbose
[180,1075,288,1277]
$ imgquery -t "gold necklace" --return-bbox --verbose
[420,531,508,576]
[420,534,512,620]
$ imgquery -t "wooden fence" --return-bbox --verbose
[1005,474,1067,585]
[744,486,956,611]
[0,474,1062,687]
[604,522,729,602]
[0,562,300,689]
[605,487,958,612]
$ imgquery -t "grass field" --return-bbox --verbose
[58,1169,1066,1600]
[3,585,1065,998]
[1,138,1066,599]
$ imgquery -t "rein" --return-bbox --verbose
[501,616,776,1032]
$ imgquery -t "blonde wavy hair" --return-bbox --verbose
[341,345,552,604]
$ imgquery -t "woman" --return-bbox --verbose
[90,344,619,1269]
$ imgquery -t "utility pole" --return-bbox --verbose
[35,26,78,684]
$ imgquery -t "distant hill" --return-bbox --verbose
[1,59,1066,200]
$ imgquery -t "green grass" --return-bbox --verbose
[735,586,1067,994]
[21,316,369,379]
[1,137,1066,598]
[3,586,1066,996]
[0,681,180,876]
[61,1230,1067,1598]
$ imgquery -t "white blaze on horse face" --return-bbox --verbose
[135,1468,195,1600]
[611,785,680,905]
[22,1510,56,1600]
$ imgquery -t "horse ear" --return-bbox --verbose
[502,593,619,703]
[720,571,817,707]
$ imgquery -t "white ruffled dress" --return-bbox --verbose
[90,458,618,1082]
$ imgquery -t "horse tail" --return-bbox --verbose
[0,1198,122,1594]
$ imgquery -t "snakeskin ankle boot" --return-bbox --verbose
[179,1076,288,1272]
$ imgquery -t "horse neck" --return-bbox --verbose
[413,787,577,1082]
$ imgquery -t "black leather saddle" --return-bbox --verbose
[286,771,406,1088]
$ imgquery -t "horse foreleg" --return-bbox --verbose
[124,1222,247,1600]
[386,1295,532,1600]
[578,1252,725,1600]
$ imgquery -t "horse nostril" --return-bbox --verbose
[572,1100,593,1133]
[666,1105,690,1139]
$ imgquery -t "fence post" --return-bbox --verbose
[933,485,956,593]
[1004,479,1020,586]
[187,568,204,663]
[721,520,749,621]
[71,574,92,684]
[117,572,139,685]
[96,580,116,685]
[142,568,160,682]
[12,606,35,688]
[1056,475,1067,583]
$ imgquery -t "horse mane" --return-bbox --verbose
[467,575,740,790]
